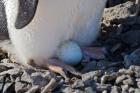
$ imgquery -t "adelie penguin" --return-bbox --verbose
[1,0,107,80]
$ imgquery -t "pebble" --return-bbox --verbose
[25,86,39,93]
[121,30,140,46]
[135,89,140,93]
[115,75,127,84]
[136,78,140,88]
[102,90,107,93]
[82,70,103,81]
[15,81,31,93]
[72,80,84,89]
[81,61,97,73]
[31,72,49,87]
[96,83,111,92]
[123,78,134,85]
[129,87,135,93]
[62,87,74,93]
[121,85,129,93]
[110,86,119,93]
[124,48,140,68]
[3,83,15,93]
[85,87,96,93]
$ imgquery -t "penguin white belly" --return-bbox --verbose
[4,0,106,65]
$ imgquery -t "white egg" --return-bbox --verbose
[58,41,83,65]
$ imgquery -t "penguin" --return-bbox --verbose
[2,0,107,80]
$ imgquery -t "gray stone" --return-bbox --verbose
[82,70,103,81]
[135,89,140,93]
[121,30,140,45]
[124,49,140,68]
[85,87,96,93]
[121,85,129,93]
[123,78,134,85]
[129,66,140,78]
[31,72,49,87]
[136,78,140,88]
[0,64,13,73]
[3,83,15,93]
[20,70,32,83]
[81,61,97,73]
[0,68,22,76]
[62,87,74,93]
[115,75,127,84]
[102,90,107,93]
[25,85,39,93]
[72,80,84,89]
[96,83,111,92]
[15,82,31,93]
[129,87,135,93]
[111,86,119,93]
[103,1,135,26]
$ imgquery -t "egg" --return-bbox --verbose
[58,41,83,65]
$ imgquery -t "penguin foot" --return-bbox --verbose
[45,59,81,82]
[83,47,106,59]
[27,59,81,82]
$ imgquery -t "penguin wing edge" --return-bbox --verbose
[15,0,38,29]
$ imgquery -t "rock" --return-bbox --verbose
[72,80,84,89]
[136,78,140,88]
[31,72,49,87]
[101,74,116,84]
[107,0,128,7]
[124,55,133,68]
[115,75,127,84]
[123,78,134,85]
[81,61,97,73]
[135,89,140,93]
[20,69,33,83]
[85,87,96,93]
[110,86,120,93]
[62,87,74,93]
[3,83,15,93]
[119,68,134,76]
[121,85,129,93]
[41,78,58,93]
[0,64,13,73]
[84,80,96,88]
[82,70,103,81]
[124,48,140,68]
[25,86,39,93]
[96,83,111,92]
[102,90,107,93]
[129,87,135,93]
[74,90,85,93]
[129,66,140,78]
[121,30,140,46]
[0,68,22,77]
[96,60,112,70]
[15,82,31,93]
[103,1,136,26]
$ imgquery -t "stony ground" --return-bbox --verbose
[0,0,140,93]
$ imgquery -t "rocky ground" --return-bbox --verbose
[0,0,140,93]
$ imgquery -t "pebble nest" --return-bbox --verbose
[0,0,140,93]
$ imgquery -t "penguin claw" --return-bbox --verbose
[46,59,81,81]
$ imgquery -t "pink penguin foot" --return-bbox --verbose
[46,59,81,80]
[46,59,81,82]
[27,59,81,82]
[83,47,107,59]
